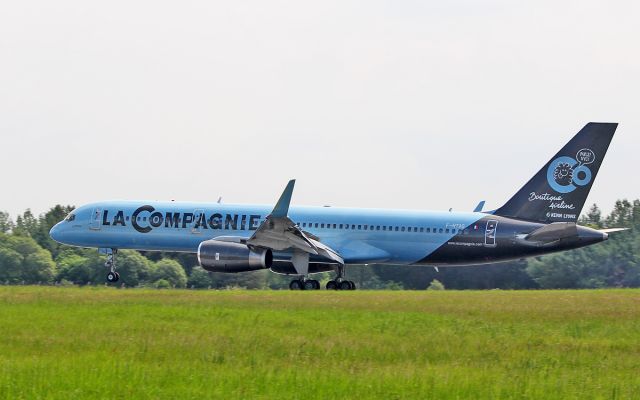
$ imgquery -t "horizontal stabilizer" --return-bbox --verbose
[598,228,629,234]
[525,222,578,242]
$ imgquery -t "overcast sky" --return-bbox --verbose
[1,0,638,219]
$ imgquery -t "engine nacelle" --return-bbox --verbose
[197,240,273,273]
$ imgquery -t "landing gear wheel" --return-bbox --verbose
[104,249,119,283]
[312,280,320,290]
[348,280,356,290]
[326,281,338,290]
[339,280,352,290]
[107,272,119,283]
[289,280,303,290]
[303,280,316,290]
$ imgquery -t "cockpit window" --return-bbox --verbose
[65,213,76,222]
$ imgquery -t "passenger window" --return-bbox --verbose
[382,226,386,231]
[315,223,318,228]
[401,227,405,232]
[339,224,343,229]
[445,228,450,233]
[333,224,337,229]
[351,225,355,229]
[395,227,399,231]
[439,228,443,233]
[376,226,380,230]
[321,223,325,228]
[358,225,362,230]
[419,227,424,232]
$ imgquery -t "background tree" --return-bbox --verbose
[112,251,155,287]
[55,251,96,285]
[0,211,14,233]
[0,233,56,284]
[152,259,188,288]
[579,204,603,228]
[427,279,445,290]
[0,246,23,283]
[187,266,213,288]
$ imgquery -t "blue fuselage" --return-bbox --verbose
[50,201,605,266]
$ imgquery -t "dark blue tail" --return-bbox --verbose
[495,122,617,223]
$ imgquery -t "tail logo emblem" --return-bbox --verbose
[546,149,595,193]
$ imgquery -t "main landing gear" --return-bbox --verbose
[105,249,120,283]
[325,265,355,290]
[325,280,355,290]
[288,265,356,290]
[289,279,320,290]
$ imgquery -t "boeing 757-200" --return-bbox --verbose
[50,123,625,290]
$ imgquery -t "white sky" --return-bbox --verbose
[1,0,638,219]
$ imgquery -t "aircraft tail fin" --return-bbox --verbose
[494,122,618,223]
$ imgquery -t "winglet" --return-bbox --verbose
[271,179,296,217]
[473,201,486,212]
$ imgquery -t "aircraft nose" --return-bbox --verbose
[49,223,63,242]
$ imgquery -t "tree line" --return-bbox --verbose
[0,200,638,289]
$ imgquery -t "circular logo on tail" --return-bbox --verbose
[546,149,595,193]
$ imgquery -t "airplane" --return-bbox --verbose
[50,122,625,290]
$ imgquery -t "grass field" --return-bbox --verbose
[0,288,639,399]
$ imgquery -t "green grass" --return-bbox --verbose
[0,288,639,399]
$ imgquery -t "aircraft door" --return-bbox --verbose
[484,220,498,247]
[90,208,102,230]
[191,209,205,234]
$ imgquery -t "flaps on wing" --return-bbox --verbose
[246,179,344,265]
[307,237,344,264]
[247,215,318,254]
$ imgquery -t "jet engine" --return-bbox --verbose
[197,240,273,273]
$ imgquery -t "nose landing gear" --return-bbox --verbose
[106,271,120,283]
[104,249,120,283]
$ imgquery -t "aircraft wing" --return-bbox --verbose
[246,180,344,265]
